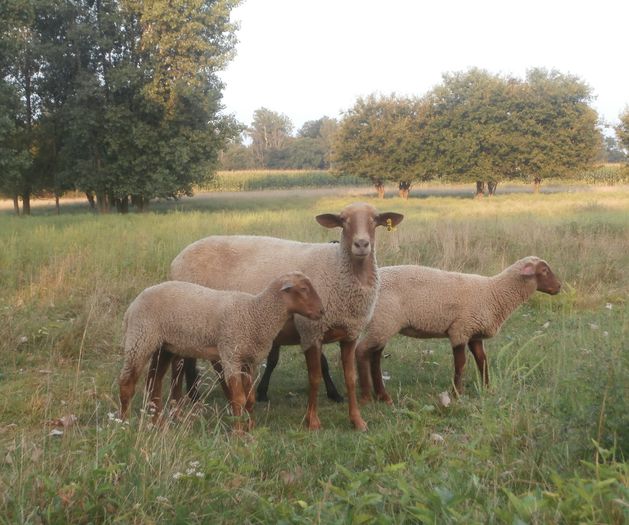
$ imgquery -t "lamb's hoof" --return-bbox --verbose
[327,391,344,403]
[352,418,368,432]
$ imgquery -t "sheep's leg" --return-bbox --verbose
[227,373,247,434]
[304,345,323,430]
[370,347,392,405]
[146,347,173,421]
[169,356,185,402]
[340,340,368,431]
[321,352,344,403]
[119,367,140,420]
[452,344,466,396]
[256,344,280,402]
[242,365,256,430]
[184,358,201,401]
[211,360,232,398]
[356,342,374,404]
[468,340,489,387]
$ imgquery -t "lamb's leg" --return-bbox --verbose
[211,360,231,398]
[227,373,247,434]
[370,346,392,405]
[356,341,374,404]
[304,344,323,430]
[184,358,201,401]
[452,344,467,396]
[321,352,344,402]
[468,340,489,386]
[242,364,256,430]
[340,339,367,431]
[256,344,280,402]
[146,347,173,421]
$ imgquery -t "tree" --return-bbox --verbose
[248,107,293,167]
[333,95,429,198]
[617,109,629,158]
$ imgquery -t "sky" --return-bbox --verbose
[218,0,628,133]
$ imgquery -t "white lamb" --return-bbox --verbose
[356,256,561,403]
[118,271,323,432]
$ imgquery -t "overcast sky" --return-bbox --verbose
[218,0,628,133]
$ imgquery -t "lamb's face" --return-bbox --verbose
[280,272,324,320]
[521,258,561,295]
[315,202,404,260]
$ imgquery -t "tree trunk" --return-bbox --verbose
[475,180,486,198]
[54,194,60,215]
[116,196,129,214]
[86,192,96,210]
[374,180,385,199]
[398,181,411,200]
[487,181,498,196]
[96,191,109,213]
[22,191,31,216]
[13,195,20,216]
[533,177,542,193]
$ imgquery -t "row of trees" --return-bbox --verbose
[333,69,615,198]
[1,0,240,215]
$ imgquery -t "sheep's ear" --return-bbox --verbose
[316,213,343,229]
[376,212,404,227]
[520,263,536,277]
[280,282,294,292]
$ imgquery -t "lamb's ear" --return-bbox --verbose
[376,212,404,227]
[280,281,294,292]
[520,262,536,277]
[316,213,343,229]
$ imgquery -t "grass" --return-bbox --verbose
[0,188,628,523]
[198,170,369,192]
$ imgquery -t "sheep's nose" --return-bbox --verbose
[353,239,370,250]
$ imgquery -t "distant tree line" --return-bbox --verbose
[333,68,622,199]
[1,0,240,215]
[220,109,339,171]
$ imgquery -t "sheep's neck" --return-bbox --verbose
[345,252,378,287]
[488,271,535,327]
[249,291,291,343]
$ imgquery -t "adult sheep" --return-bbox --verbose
[160,202,404,430]
[356,256,561,403]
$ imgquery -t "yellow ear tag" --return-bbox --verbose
[386,218,396,232]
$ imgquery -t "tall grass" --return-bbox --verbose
[0,188,628,523]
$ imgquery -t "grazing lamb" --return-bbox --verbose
[356,256,561,403]
[161,202,404,431]
[119,272,324,432]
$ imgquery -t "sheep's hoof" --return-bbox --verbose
[352,418,368,432]
[306,416,322,431]
[358,395,372,406]
[327,391,344,403]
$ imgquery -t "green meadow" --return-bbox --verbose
[0,188,628,523]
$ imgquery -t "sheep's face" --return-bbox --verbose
[280,272,324,320]
[316,203,404,260]
[521,258,561,295]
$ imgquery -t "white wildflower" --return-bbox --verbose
[605,303,613,310]
[430,433,445,444]
[381,371,391,381]
[542,321,550,329]
[589,323,599,330]
[438,391,451,408]
[173,472,183,480]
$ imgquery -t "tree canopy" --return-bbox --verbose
[0,0,240,214]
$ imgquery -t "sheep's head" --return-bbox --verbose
[315,202,404,260]
[520,257,561,295]
[279,272,324,320]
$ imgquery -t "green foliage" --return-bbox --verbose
[200,170,367,191]
[0,0,240,213]
[333,94,428,188]
[617,109,629,155]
